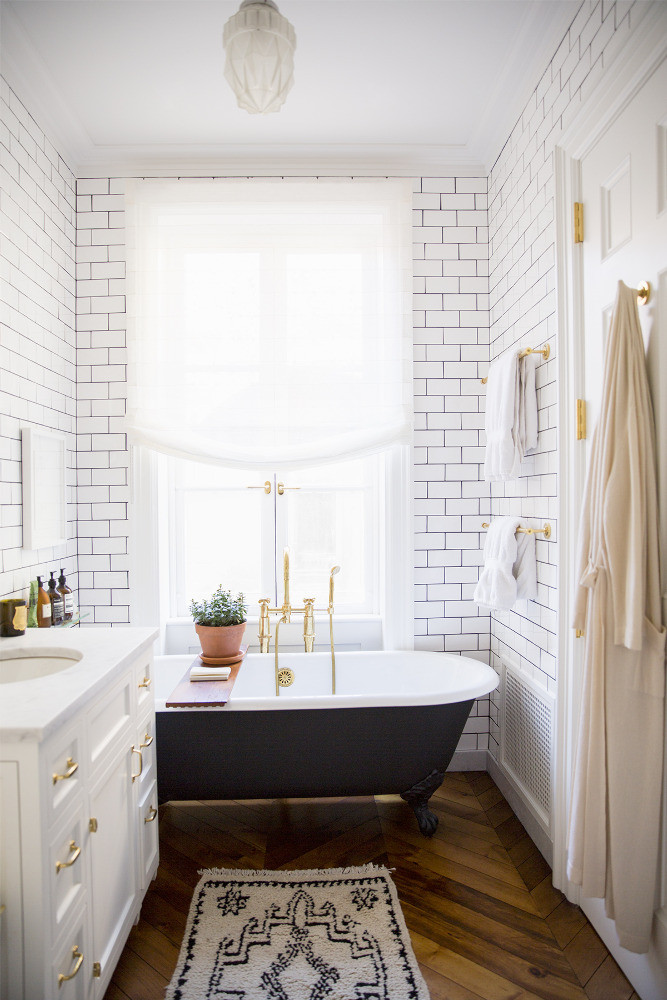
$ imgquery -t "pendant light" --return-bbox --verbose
[223,0,296,114]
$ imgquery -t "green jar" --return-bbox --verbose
[0,598,27,637]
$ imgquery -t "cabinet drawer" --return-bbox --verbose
[87,674,132,769]
[134,654,154,715]
[138,780,160,892]
[134,713,156,795]
[49,808,87,941]
[46,724,84,825]
[50,907,91,1000]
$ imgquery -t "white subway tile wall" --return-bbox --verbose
[0,79,78,607]
[75,176,129,625]
[71,173,493,752]
[413,175,491,754]
[0,0,640,759]
[486,0,640,759]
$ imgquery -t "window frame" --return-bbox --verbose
[128,442,413,653]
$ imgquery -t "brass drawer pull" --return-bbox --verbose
[144,804,158,824]
[52,758,78,785]
[131,746,143,783]
[277,482,300,495]
[58,945,83,987]
[55,840,81,874]
[139,732,154,749]
[138,676,151,689]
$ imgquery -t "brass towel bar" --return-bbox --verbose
[481,344,550,384]
[482,521,551,539]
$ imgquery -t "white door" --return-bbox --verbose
[574,52,667,996]
[581,57,667,588]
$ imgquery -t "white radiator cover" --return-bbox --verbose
[501,661,555,836]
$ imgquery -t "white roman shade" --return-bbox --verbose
[125,178,413,469]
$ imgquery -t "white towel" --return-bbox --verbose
[483,352,521,481]
[517,353,539,456]
[484,350,540,481]
[473,517,521,610]
[513,530,537,602]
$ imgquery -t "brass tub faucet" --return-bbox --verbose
[258,548,340,694]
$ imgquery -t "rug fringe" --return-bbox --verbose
[197,863,393,879]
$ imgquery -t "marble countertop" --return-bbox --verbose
[0,626,158,742]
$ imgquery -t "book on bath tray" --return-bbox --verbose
[188,644,248,682]
[189,664,232,682]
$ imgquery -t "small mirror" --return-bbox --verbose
[21,427,68,550]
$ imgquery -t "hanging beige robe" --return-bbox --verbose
[567,280,666,954]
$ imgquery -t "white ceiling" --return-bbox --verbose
[1,0,580,175]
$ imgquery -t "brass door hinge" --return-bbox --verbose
[575,629,584,638]
[576,399,586,440]
[574,202,584,243]
[89,817,98,833]
[93,963,101,978]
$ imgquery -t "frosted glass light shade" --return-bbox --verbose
[223,0,296,114]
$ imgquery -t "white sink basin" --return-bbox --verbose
[0,647,83,684]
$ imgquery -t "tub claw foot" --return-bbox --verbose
[401,768,445,837]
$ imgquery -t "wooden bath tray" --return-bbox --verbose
[165,648,247,708]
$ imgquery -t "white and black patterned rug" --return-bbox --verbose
[165,865,430,999]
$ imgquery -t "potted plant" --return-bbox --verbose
[190,586,247,661]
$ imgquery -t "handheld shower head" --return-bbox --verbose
[329,565,340,607]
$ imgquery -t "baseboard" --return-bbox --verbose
[486,750,554,868]
[448,749,488,771]
[580,898,667,1000]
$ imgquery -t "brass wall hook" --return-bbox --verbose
[637,281,650,305]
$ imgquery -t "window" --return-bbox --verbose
[126,178,413,650]
[167,459,380,617]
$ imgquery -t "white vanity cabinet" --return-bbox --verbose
[0,628,158,1000]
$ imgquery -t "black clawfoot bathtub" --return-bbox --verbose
[154,650,498,836]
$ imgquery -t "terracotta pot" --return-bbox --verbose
[195,622,246,659]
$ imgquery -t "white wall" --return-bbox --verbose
[71,172,493,754]
[0,0,646,770]
[0,78,78,604]
[486,0,644,764]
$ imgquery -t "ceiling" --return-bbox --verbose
[1,0,580,176]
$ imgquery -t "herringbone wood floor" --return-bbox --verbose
[104,772,638,1000]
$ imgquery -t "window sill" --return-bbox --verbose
[162,615,384,655]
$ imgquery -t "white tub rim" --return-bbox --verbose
[154,649,499,712]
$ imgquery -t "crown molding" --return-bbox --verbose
[469,2,577,170]
[0,2,91,175]
[74,144,486,178]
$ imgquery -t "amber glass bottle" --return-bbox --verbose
[48,571,64,626]
[36,575,52,628]
[58,568,74,622]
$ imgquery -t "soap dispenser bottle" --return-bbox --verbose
[36,576,52,628]
[58,568,74,622]
[48,571,64,626]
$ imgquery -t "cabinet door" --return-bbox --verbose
[88,743,137,991]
